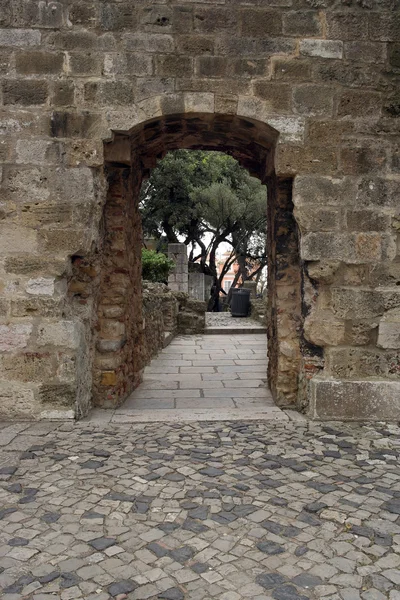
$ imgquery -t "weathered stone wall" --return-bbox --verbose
[0,1,399,419]
[168,243,189,294]
[142,281,179,367]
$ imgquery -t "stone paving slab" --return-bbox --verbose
[1,419,400,600]
[121,334,277,418]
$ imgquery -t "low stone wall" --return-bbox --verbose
[142,281,206,365]
[142,281,179,366]
[250,298,267,325]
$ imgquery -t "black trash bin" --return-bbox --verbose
[231,288,251,317]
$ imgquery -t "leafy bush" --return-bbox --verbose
[142,248,175,283]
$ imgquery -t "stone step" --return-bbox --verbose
[111,407,289,423]
[206,326,267,335]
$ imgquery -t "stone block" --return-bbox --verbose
[0,28,41,47]
[299,39,343,59]
[294,206,340,232]
[0,49,12,74]
[37,321,81,349]
[340,147,387,175]
[272,59,311,81]
[326,13,368,41]
[11,298,62,318]
[253,82,291,113]
[267,117,305,143]
[100,3,138,31]
[0,382,39,420]
[68,2,98,27]
[344,42,387,64]
[103,52,153,77]
[140,5,172,31]
[377,309,400,349]
[388,43,400,69]
[0,324,32,352]
[156,55,192,77]
[0,352,56,382]
[0,225,37,254]
[39,383,75,406]
[38,1,65,28]
[100,371,117,386]
[276,144,337,175]
[310,378,400,421]
[241,9,282,37]
[195,7,237,33]
[15,51,64,74]
[177,77,249,96]
[338,90,382,118]
[332,288,385,319]
[176,35,214,55]
[346,210,390,232]
[3,80,48,105]
[26,278,55,297]
[0,0,11,27]
[231,58,268,79]
[197,56,227,78]
[0,298,9,317]
[283,11,322,36]
[294,176,350,207]
[369,13,400,42]
[46,30,98,51]
[356,177,398,209]
[4,256,66,276]
[301,231,389,263]
[304,312,345,347]
[52,81,75,106]
[16,139,61,165]
[306,261,340,285]
[123,33,174,53]
[293,85,335,117]
[69,52,103,76]
[85,81,134,105]
[136,77,174,102]
[39,229,86,255]
[306,121,354,146]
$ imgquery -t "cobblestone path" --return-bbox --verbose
[101,334,286,424]
[1,419,400,599]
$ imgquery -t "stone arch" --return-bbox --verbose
[87,109,303,410]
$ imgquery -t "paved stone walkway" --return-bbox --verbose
[1,419,400,600]
[97,333,287,424]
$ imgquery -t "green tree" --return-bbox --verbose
[141,249,175,283]
[140,150,268,307]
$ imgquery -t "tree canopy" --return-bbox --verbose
[140,150,268,304]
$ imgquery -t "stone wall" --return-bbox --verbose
[168,243,188,294]
[0,1,399,420]
[142,282,206,366]
[142,281,179,367]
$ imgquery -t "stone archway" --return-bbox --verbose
[90,112,303,410]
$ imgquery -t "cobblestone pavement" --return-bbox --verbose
[1,419,400,600]
[110,334,282,423]
[205,314,265,331]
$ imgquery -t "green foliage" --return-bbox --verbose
[140,149,267,245]
[140,150,268,292]
[141,249,175,283]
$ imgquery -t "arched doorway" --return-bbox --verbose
[87,113,303,410]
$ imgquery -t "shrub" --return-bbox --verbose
[142,248,175,283]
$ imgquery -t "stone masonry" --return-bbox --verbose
[168,244,189,295]
[0,1,399,419]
